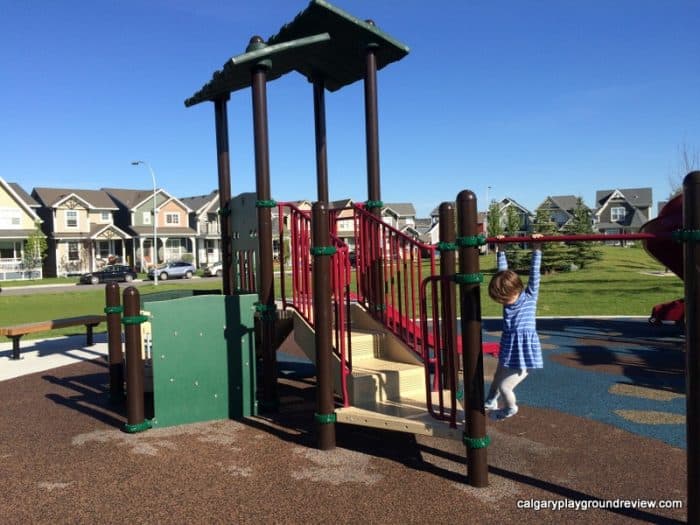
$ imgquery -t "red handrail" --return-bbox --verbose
[353,204,437,357]
[277,202,352,406]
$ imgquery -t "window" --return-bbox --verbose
[0,240,21,259]
[68,242,80,261]
[143,211,151,225]
[0,209,21,228]
[166,213,180,225]
[65,210,78,228]
[610,207,626,221]
[101,211,110,222]
[98,241,110,259]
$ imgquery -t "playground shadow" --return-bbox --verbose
[42,368,127,429]
[534,318,686,394]
[0,332,109,361]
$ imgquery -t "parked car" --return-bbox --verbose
[203,261,223,278]
[79,264,137,285]
[147,261,196,281]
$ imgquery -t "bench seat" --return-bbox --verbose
[1,315,106,360]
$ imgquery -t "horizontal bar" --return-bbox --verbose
[485,232,664,244]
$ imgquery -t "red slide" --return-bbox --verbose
[641,194,683,279]
[641,194,684,325]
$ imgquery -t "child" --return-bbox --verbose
[484,234,544,420]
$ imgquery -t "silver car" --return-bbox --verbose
[202,261,223,277]
[147,261,195,280]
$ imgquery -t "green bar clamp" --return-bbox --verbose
[104,305,124,315]
[436,242,458,252]
[255,199,277,208]
[365,199,384,209]
[310,246,337,256]
[463,434,491,449]
[123,419,152,433]
[453,273,484,284]
[457,234,487,247]
[121,315,149,325]
[255,302,277,321]
[314,412,337,424]
[217,207,231,216]
[672,229,700,242]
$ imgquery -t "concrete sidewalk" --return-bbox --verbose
[0,333,109,382]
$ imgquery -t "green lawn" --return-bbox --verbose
[0,245,684,342]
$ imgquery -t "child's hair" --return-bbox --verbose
[488,270,524,304]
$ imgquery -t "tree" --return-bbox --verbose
[501,205,527,269]
[504,205,521,236]
[668,143,699,198]
[22,223,47,279]
[486,201,502,238]
[532,208,568,273]
[563,197,602,269]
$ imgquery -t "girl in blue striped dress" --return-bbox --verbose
[485,234,544,420]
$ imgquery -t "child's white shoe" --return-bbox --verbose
[489,405,518,421]
[483,397,499,411]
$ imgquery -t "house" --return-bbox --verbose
[181,190,221,268]
[493,197,533,235]
[32,187,131,277]
[0,177,44,280]
[271,199,313,260]
[330,198,356,251]
[415,217,437,245]
[535,195,591,230]
[382,203,416,230]
[593,187,652,236]
[427,204,487,250]
[382,203,418,240]
[103,187,196,271]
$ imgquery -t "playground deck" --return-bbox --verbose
[0,318,687,524]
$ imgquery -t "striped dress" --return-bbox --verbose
[497,250,543,369]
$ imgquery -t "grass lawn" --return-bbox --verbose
[0,245,684,342]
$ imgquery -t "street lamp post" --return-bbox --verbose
[131,160,158,286]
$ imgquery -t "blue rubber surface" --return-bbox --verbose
[483,317,686,448]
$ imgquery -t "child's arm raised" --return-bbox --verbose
[527,234,543,296]
[495,235,507,271]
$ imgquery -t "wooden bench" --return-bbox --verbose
[0,315,107,360]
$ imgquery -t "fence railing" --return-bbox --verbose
[278,202,352,405]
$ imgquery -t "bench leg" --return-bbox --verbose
[10,336,22,360]
[86,324,96,346]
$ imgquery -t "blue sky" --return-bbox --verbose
[2,1,699,218]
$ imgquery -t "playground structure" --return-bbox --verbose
[96,1,699,519]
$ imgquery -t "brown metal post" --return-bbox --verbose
[363,31,384,317]
[214,95,233,296]
[122,286,149,433]
[457,190,489,487]
[105,283,124,403]
[684,170,700,523]
[249,36,277,410]
[439,203,458,392]
[312,202,336,449]
[313,77,329,203]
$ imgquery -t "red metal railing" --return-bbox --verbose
[420,274,459,426]
[278,202,352,405]
[353,204,438,356]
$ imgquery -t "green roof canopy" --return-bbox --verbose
[267,0,409,92]
[185,33,330,107]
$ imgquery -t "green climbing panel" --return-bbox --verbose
[144,294,257,428]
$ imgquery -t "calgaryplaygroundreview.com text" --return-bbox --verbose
[516,499,684,512]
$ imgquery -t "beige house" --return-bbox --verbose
[181,190,221,268]
[103,187,196,271]
[32,187,131,277]
[0,177,44,280]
